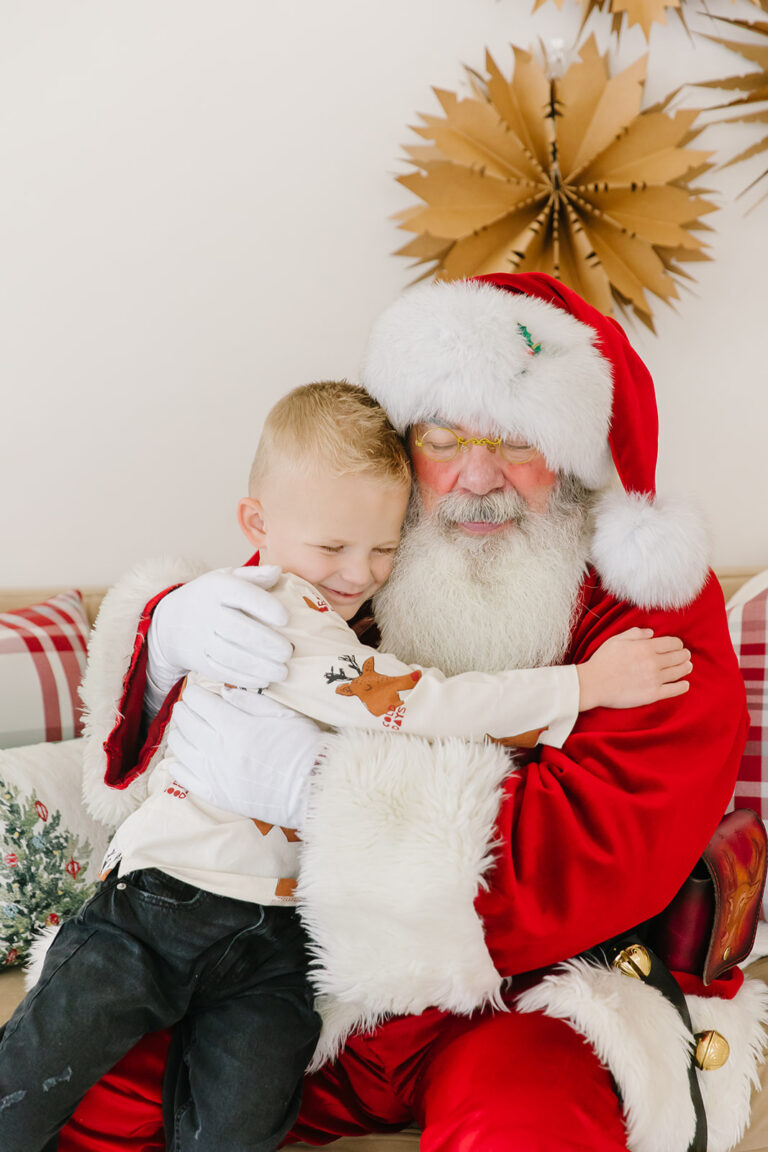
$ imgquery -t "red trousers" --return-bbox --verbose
[59,1001,629,1151]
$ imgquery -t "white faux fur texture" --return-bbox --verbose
[297,728,514,1066]
[516,958,768,1152]
[79,556,206,828]
[517,957,696,1152]
[362,279,614,490]
[362,279,711,612]
[24,923,60,991]
[689,978,768,1152]
[591,488,710,610]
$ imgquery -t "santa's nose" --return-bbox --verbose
[455,444,508,495]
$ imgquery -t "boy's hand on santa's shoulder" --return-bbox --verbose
[148,565,293,692]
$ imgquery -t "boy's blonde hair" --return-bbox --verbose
[249,381,411,495]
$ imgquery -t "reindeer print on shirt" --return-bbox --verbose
[325,654,422,720]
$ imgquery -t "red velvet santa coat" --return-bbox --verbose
[70,553,765,1152]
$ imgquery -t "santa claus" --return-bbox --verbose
[55,274,764,1152]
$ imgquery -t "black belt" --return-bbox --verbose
[588,932,707,1152]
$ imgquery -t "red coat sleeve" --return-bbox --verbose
[102,586,185,790]
[101,553,263,792]
[475,571,749,977]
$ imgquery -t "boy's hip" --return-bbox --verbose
[78,868,312,995]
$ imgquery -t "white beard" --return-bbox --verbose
[374,480,593,675]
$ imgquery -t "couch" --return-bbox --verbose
[0,570,766,1151]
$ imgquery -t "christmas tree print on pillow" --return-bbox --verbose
[0,783,95,966]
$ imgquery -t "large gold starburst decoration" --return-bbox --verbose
[395,36,716,330]
[699,4,768,202]
[533,0,760,43]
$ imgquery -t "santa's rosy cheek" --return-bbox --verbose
[412,456,459,506]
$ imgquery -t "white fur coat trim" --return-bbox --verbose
[297,728,514,1066]
[362,279,615,490]
[80,556,206,828]
[516,957,768,1152]
[688,979,768,1152]
[24,924,60,991]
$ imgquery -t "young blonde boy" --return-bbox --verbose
[0,383,691,1152]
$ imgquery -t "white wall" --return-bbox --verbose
[1,0,766,586]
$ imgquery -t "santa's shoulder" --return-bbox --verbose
[575,565,726,637]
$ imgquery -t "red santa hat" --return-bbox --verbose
[362,272,709,610]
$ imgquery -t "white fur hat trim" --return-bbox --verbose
[362,279,614,489]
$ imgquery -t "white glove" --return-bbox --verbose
[166,683,325,829]
[146,566,293,713]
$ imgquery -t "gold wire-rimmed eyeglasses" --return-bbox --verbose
[413,426,539,465]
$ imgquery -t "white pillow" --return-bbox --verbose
[0,739,110,966]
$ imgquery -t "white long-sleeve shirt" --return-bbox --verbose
[263,574,579,746]
[108,573,580,905]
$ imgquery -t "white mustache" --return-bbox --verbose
[433,491,529,529]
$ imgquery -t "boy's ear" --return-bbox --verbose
[238,497,267,548]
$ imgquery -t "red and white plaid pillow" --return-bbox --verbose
[727,572,768,832]
[0,591,90,749]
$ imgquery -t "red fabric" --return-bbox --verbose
[673,966,745,1001]
[59,1029,170,1152]
[474,273,660,498]
[59,559,747,1150]
[475,569,748,976]
[102,586,185,790]
[101,554,261,792]
[290,1000,627,1150]
[61,1004,628,1151]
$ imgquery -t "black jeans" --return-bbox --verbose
[0,869,321,1152]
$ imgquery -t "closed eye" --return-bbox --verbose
[316,545,344,553]
[374,547,398,555]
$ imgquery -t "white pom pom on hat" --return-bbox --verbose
[362,273,709,610]
[591,489,710,611]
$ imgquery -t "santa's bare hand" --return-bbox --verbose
[577,627,692,711]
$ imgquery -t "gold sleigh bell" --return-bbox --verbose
[694,1030,730,1071]
[610,946,730,1071]
[611,944,652,980]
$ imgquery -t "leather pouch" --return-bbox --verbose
[649,808,768,985]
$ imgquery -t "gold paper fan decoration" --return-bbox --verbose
[532,0,760,43]
[699,5,768,202]
[396,36,716,330]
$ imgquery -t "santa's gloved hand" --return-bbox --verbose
[145,566,293,714]
[166,684,324,829]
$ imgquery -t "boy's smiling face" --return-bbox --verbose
[239,459,410,621]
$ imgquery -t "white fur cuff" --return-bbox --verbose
[297,728,514,1065]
